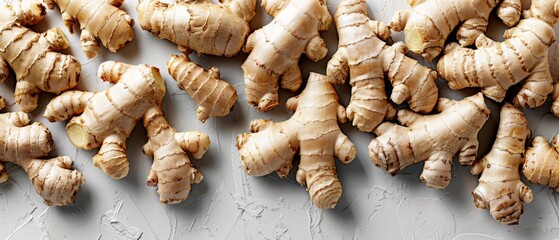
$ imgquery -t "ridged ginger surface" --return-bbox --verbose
[0,0,80,112]
[524,136,559,192]
[369,93,490,189]
[471,103,533,225]
[328,0,438,132]
[236,73,356,209]
[44,61,210,204]
[242,0,332,111]
[137,0,256,57]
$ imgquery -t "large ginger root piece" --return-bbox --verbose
[137,0,256,57]
[0,103,84,206]
[523,136,559,191]
[44,61,210,204]
[327,0,438,132]
[168,54,237,123]
[471,103,532,225]
[236,73,356,209]
[369,93,490,189]
[45,0,135,58]
[438,0,559,111]
[242,0,332,111]
[0,0,80,112]
[390,0,521,61]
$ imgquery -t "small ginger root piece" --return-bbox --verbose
[369,93,490,189]
[45,0,135,58]
[390,0,521,61]
[438,0,559,112]
[242,0,332,111]
[523,136,559,192]
[0,0,80,112]
[327,0,438,132]
[168,54,237,123]
[44,61,210,204]
[0,103,84,206]
[137,0,256,57]
[471,103,533,225]
[236,73,356,209]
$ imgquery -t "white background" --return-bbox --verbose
[1,0,559,239]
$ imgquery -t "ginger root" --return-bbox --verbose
[0,103,84,206]
[242,0,332,111]
[45,0,135,58]
[438,0,559,112]
[328,0,438,132]
[390,0,521,61]
[137,0,256,57]
[44,61,210,204]
[236,73,356,209]
[523,136,559,192]
[471,103,532,225]
[0,0,80,112]
[168,54,237,123]
[369,93,490,189]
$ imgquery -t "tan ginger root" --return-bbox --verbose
[45,0,135,58]
[168,54,237,123]
[390,0,522,61]
[236,73,356,209]
[327,0,438,132]
[471,103,533,225]
[137,0,256,57]
[438,0,559,112]
[0,102,84,206]
[369,93,490,189]
[242,0,332,111]
[0,0,80,112]
[523,136,559,192]
[44,61,210,204]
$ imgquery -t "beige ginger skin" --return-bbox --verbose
[168,54,237,123]
[390,0,522,61]
[44,61,210,204]
[0,0,80,112]
[438,0,559,112]
[0,101,84,206]
[328,0,438,132]
[471,103,533,225]
[369,93,490,189]
[137,0,256,57]
[242,0,332,111]
[236,73,356,209]
[524,136,559,192]
[45,0,135,58]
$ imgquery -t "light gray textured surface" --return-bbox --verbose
[1,0,559,239]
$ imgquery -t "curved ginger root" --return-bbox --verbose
[44,61,210,204]
[45,0,135,58]
[523,136,559,192]
[390,0,521,61]
[236,73,356,209]
[328,0,438,132]
[137,0,256,57]
[242,0,332,111]
[0,103,84,206]
[0,0,80,112]
[369,93,490,189]
[168,54,237,123]
[471,103,533,225]
[438,0,559,112]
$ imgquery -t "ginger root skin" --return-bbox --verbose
[0,103,84,206]
[46,0,135,58]
[328,0,438,132]
[471,103,532,225]
[390,0,521,61]
[369,93,490,189]
[236,73,356,209]
[0,0,80,112]
[168,54,237,123]
[44,61,210,204]
[137,0,256,57]
[242,0,332,112]
[524,135,559,192]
